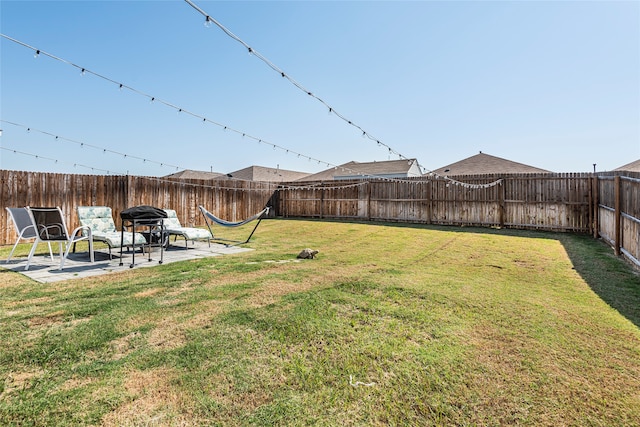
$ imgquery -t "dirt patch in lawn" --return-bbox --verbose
[101,367,201,427]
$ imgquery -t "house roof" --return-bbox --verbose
[298,159,421,181]
[227,165,311,182]
[430,152,551,176]
[163,169,226,180]
[613,159,640,172]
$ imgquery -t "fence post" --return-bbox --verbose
[592,176,599,239]
[614,175,621,256]
[425,180,432,224]
[124,174,128,208]
[367,181,372,221]
[498,179,506,227]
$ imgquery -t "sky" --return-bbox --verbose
[1,0,639,177]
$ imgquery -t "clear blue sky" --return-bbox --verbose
[1,0,638,176]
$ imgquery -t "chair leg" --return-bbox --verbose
[22,241,55,270]
[88,239,94,263]
[47,242,54,262]
[60,239,94,270]
[61,243,70,270]
[24,241,40,271]
[57,242,64,270]
[6,239,22,263]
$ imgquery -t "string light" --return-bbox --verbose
[183,0,420,167]
[1,120,185,171]
[0,34,499,189]
[1,146,119,175]
[0,34,416,183]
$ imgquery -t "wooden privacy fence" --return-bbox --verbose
[276,173,593,231]
[1,170,638,268]
[0,171,277,245]
[596,173,640,268]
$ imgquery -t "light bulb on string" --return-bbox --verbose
[34,50,40,58]
[204,16,212,27]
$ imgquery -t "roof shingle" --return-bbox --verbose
[430,152,551,176]
[299,159,421,181]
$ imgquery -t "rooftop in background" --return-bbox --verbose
[299,159,422,181]
[227,165,310,182]
[614,159,640,172]
[164,169,226,180]
[430,152,552,176]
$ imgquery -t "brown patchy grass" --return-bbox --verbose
[100,368,199,427]
[0,220,639,426]
[1,368,45,398]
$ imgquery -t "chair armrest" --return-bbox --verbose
[71,225,92,240]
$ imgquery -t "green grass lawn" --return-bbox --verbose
[1,219,639,426]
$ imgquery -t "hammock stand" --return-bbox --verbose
[198,205,270,245]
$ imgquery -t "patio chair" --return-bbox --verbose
[25,206,94,271]
[76,206,147,259]
[162,209,212,248]
[5,207,54,264]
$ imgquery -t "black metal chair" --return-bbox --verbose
[25,207,94,271]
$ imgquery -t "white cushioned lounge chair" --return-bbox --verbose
[76,206,147,259]
[162,209,212,248]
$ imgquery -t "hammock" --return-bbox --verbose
[198,205,270,244]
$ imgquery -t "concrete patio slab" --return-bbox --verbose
[2,241,252,283]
